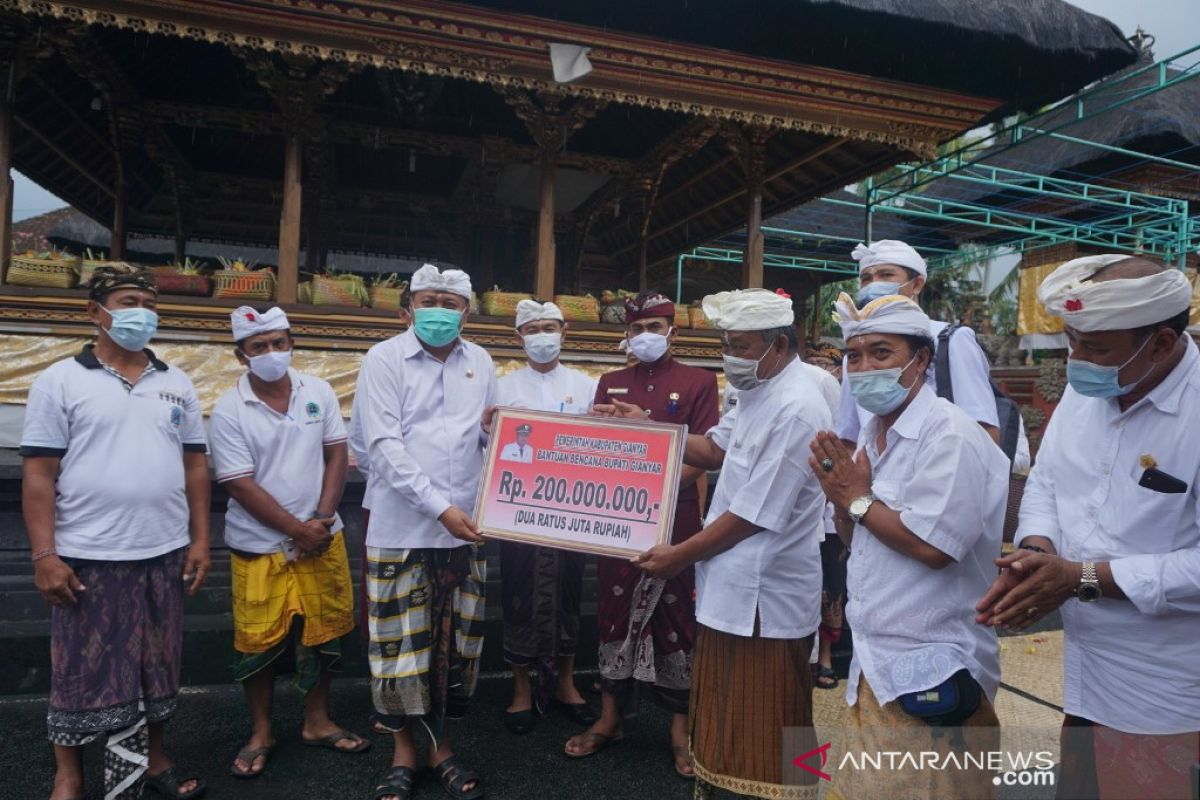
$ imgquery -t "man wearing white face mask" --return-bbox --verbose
[835,240,1000,449]
[631,288,830,799]
[491,300,598,735]
[977,256,1200,800]
[209,306,367,779]
[565,291,718,777]
[810,293,1007,800]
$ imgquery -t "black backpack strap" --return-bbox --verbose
[934,323,958,402]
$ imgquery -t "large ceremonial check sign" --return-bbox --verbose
[476,408,687,558]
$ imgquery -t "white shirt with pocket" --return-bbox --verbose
[357,329,497,550]
[209,369,348,554]
[846,385,1007,707]
[698,357,831,639]
[496,363,598,416]
[19,346,207,561]
[1017,338,1200,734]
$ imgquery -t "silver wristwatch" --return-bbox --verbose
[848,493,876,524]
[1076,561,1102,602]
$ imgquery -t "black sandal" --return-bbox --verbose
[143,766,207,799]
[372,765,419,800]
[430,754,484,800]
[816,665,839,690]
[503,708,536,735]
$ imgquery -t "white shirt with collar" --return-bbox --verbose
[846,384,1007,707]
[699,357,831,639]
[1017,337,1200,735]
[209,369,348,554]
[836,320,998,441]
[498,441,533,463]
[357,328,497,550]
[19,345,207,561]
[497,363,598,416]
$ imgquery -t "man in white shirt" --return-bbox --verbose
[835,239,1000,447]
[20,263,209,800]
[812,293,1007,799]
[209,306,367,779]
[630,289,830,798]
[498,424,535,463]
[492,300,598,735]
[356,264,496,800]
[977,255,1200,800]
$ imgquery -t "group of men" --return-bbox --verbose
[20,241,1200,800]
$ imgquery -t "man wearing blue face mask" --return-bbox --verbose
[490,299,598,735]
[356,263,496,800]
[209,306,367,779]
[21,263,210,800]
[810,293,1008,800]
[835,240,1000,449]
[977,255,1200,800]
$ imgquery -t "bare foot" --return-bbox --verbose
[49,771,85,800]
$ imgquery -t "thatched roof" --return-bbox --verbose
[461,0,1137,116]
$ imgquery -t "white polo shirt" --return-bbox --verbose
[20,345,207,561]
[210,369,348,554]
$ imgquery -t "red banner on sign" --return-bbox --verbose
[475,408,686,558]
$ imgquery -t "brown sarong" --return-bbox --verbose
[690,624,818,800]
[1058,715,1199,800]
[827,675,1000,800]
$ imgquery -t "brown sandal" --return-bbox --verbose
[564,731,625,759]
[672,745,696,780]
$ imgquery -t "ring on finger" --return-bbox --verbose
[820,457,835,473]
[1026,606,1039,617]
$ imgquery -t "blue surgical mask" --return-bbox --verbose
[100,306,158,352]
[847,355,917,415]
[857,279,913,305]
[1066,336,1152,398]
[412,307,463,348]
[522,332,562,365]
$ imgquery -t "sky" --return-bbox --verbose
[9,1,1200,224]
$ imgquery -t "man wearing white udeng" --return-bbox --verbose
[978,255,1200,800]
[813,293,1007,800]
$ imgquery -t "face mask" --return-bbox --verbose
[847,355,917,416]
[412,306,463,348]
[856,279,913,305]
[243,349,292,382]
[628,330,671,363]
[100,306,158,352]
[1066,336,1153,398]
[522,331,562,365]
[722,345,779,391]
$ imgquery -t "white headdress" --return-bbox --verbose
[409,263,472,300]
[515,299,564,329]
[1038,254,1192,332]
[851,240,927,277]
[701,289,794,330]
[231,306,289,342]
[834,293,932,340]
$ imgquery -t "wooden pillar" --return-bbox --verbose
[0,85,12,285]
[742,174,763,288]
[110,168,127,260]
[534,152,556,300]
[277,132,302,304]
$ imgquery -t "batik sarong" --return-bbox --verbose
[366,545,486,745]
[499,540,584,707]
[47,548,186,799]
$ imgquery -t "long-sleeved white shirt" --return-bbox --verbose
[699,358,831,639]
[496,364,598,416]
[846,385,1008,707]
[1017,337,1200,734]
[356,329,497,549]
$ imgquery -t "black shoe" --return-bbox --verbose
[553,698,598,726]
[503,708,536,735]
